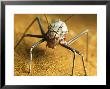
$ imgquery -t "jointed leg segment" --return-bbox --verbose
[36,17,45,35]
[60,43,87,76]
[60,30,88,76]
[29,39,45,73]
[24,34,43,38]
[67,29,88,62]
[72,51,75,76]
[14,17,45,49]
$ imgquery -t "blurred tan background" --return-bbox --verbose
[14,14,97,76]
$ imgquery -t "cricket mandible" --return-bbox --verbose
[14,15,88,76]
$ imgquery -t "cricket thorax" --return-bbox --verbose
[46,19,68,48]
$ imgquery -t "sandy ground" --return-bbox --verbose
[14,14,97,76]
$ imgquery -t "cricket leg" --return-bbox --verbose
[29,39,45,74]
[67,30,88,61]
[24,34,44,38]
[14,17,39,49]
[36,17,45,35]
[60,43,87,76]
[14,34,44,49]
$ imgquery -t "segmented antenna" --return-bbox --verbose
[44,14,50,26]
[64,15,73,23]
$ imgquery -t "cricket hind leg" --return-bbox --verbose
[36,17,45,35]
[14,17,46,49]
[60,43,87,76]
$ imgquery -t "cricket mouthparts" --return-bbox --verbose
[46,42,56,49]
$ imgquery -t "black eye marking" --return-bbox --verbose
[59,26,63,28]
[48,24,52,29]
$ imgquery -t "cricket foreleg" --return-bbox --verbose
[24,34,44,38]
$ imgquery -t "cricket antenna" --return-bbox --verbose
[64,15,73,23]
[44,14,50,26]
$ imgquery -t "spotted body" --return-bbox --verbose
[46,20,68,48]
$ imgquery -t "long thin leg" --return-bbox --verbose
[60,43,87,76]
[14,17,37,49]
[67,30,88,61]
[71,52,75,76]
[36,17,45,35]
[81,54,87,76]
[14,34,44,49]
[24,34,44,38]
[14,17,45,49]
[29,39,45,73]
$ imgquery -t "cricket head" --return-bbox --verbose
[46,19,68,49]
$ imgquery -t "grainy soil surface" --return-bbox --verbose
[14,14,97,76]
